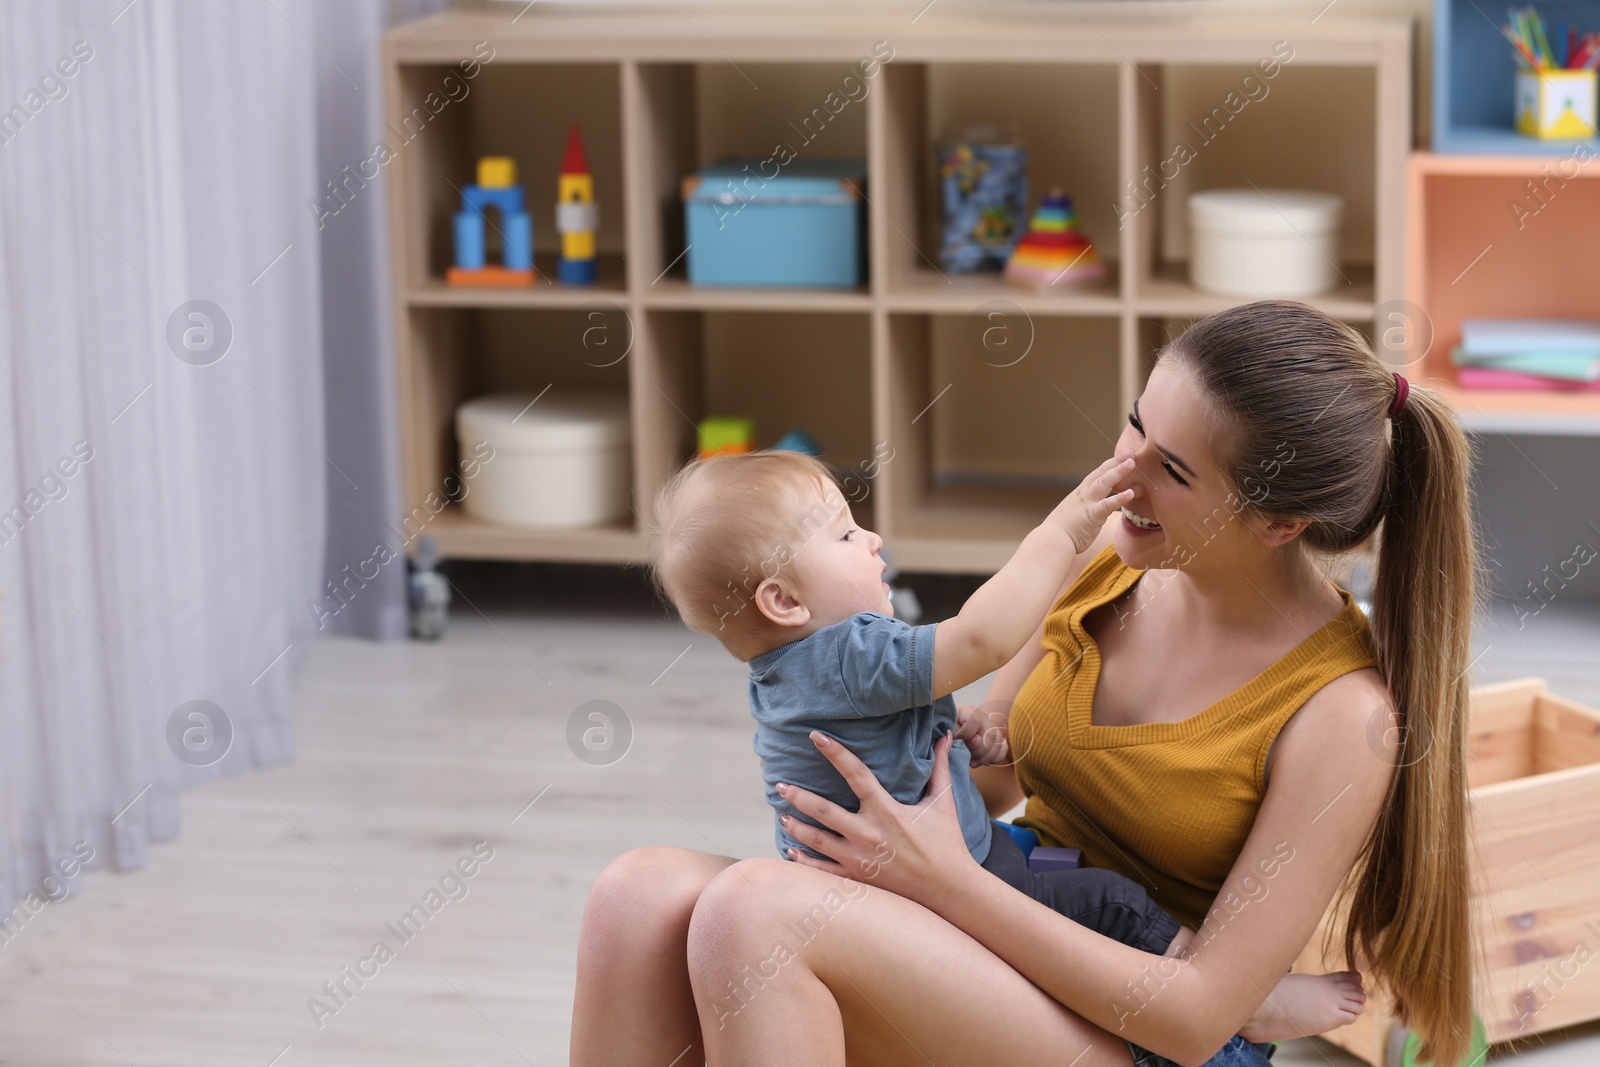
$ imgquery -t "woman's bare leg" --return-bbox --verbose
[688,858,1138,1067]
[571,846,738,1067]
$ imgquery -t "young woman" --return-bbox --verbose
[570,301,1478,1067]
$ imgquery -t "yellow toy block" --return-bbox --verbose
[477,156,518,189]
[559,173,594,203]
[561,230,596,260]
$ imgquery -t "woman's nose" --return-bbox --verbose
[1117,451,1153,496]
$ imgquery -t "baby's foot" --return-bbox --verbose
[1239,970,1365,1043]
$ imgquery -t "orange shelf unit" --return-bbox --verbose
[1406,152,1600,435]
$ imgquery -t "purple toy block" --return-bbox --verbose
[1027,846,1083,873]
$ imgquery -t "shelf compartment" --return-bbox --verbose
[1433,0,1600,156]
[397,306,638,561]
[391,61,626,290]
[1127,60,1380,318]
[627,60,873,299]
[880,313,1121,573]
[633,309,876,528]
[1407,153,1600,432]
[872,60,1122,300]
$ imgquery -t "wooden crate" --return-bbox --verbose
[1296,677,1600,1065]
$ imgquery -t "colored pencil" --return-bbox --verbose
[1505,7,1600,69]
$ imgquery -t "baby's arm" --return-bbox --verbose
[930,453,1132,700]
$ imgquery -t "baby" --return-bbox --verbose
[650,449,1365,1043]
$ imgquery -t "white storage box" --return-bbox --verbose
[1188,188,1343,298]
[455,391,631,528]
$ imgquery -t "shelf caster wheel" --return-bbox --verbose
[1384,1014,1488,1067]
[408,535,451,641]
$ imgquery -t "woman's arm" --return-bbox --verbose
[780,668,1397,1067]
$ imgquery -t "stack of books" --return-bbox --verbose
[1453,319,1600,392]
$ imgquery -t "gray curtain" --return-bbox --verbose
[0,0,325,911]
[0,0,436,917]
[310,0,450,642]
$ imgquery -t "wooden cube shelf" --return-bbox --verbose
[383,6,1413,570]
[1406,153,1600,437]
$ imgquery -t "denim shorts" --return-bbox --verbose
[1127,1034,1276,1067]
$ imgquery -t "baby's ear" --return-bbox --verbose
[753,577,810,629]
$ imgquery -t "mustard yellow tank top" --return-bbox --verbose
[1012,545,1376,931]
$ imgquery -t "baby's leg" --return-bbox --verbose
[1022,867,1182,955]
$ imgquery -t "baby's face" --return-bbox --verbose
[788,490,893,626]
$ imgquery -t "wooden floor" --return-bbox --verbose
[0,564,1596,1066]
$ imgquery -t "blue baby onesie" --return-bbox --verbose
[747,612,993,864]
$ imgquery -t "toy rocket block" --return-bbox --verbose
[448,156,535,287]
[1003,188,1105,291]
[556,125,600,285]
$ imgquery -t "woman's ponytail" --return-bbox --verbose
[1343,382,1478,1067]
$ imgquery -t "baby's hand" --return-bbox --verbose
[1052,453,1136,553]
[954,704,1010,766]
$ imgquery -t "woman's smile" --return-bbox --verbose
[1120,506,1162,534]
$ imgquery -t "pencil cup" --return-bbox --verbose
[1515,69,1598,140]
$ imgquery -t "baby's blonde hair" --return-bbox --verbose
[649,450,843,656]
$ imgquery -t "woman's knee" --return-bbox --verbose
[582,846,731,943]
[686,858,842,961]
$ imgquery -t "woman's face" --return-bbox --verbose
[1110,360,1264,573]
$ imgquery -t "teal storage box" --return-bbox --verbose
[681,159,865,287]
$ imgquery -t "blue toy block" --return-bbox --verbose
[558,257,598,284]
[1028,846,1083,873]
[453,183,535,273]
[502,212,533,270]
[460,184,524,216]
[454,213,486,269]
[773,427,823,457]
[994,821,1039,854]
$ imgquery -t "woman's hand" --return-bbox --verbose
[777,731,980,909]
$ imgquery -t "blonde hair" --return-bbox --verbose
[649,451,843,657]
[1165,301,1477,1067]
